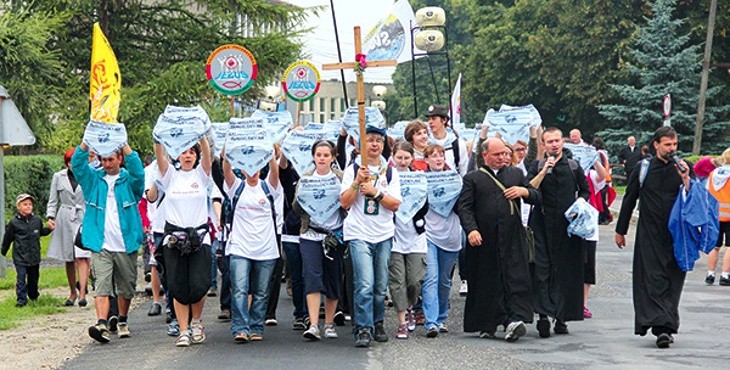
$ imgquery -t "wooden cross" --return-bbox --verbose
[323,26,397,164]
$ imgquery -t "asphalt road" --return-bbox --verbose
[62,221,730,370]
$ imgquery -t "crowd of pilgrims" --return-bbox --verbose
[72,105,624,348]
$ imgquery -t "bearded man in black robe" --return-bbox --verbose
[615,126,692,349]
[527,127,590,337]
[458,138,541,342]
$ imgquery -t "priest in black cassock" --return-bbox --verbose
[615,126,692,349]
[527,127,590,338]
[458,138,541,342]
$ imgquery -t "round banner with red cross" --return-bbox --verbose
[205,44,258,95]
[281,60,321,103]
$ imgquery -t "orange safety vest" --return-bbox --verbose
[708,171,730,222]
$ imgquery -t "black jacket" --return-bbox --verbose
[2,213,51,266]
[618,145,643,175]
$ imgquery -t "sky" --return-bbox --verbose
[284,0,400,84]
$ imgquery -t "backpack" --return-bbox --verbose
[451,138,461,173]
[538,157,581,191]
[227,179,277,233]
[638,158,651,188]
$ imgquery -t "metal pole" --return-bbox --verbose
[445,25,453,127]
[0,96,6,278]
[426,57,440,104]
[329,0,349,105]
[693,0,717,155]
[411,21,418,118]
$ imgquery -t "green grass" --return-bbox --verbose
[0,294,66,330]
[0,264,71,331]
[614,185,626,196]
[0,267,69,290]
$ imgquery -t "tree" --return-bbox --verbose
[597,0,730,154]
[1,0,311,155]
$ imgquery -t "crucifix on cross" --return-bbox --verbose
[322,26,397,164]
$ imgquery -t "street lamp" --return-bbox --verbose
[371,85,387,111]
[410,6,453,119]
[258,85,282,112]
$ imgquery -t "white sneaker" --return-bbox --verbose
[324,324,338,339]
[459,280,468,296]
[190,320,206,344]
[303,324,321,341]
[505,321,527,342]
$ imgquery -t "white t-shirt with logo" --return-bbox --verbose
[224,176,282,260]
[160,166,210,244]
[102,174,126,252]
[392,216,427,254]
[340,163,402,243]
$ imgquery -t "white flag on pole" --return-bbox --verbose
[363,0,424,64]
[450,73,462,130]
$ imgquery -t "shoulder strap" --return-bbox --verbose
[452,138,460,172]
[639,159,651,188]
[478,168,516,215]
[260,181,278,234]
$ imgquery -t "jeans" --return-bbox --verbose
[282,241,306,319]
[229,256,276,336]
[15,264,40,305]
[349,238,392,333]
[210,240,220,290]
[422,239,459,329]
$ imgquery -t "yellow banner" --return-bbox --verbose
[89,22,121,123]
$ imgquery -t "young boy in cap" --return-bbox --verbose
[2,194,53,307]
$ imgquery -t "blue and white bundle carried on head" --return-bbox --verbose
[152,105,212,159]
[82,119,128,157]
[224,117,274,176]
[342,106,386,141]
[483,104,542,146]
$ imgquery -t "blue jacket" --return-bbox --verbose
[668,179,720,272]
[71,145,145,254]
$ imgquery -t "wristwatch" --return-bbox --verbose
[374,191,384,202]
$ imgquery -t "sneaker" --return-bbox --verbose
[459,280,468,296]
[117,322,131,338]
[303,324,321,341]
[554,320,569,335]
[292,317,307,330]
[333,311,346,326]
[438,323,449,333]
[190,321,206,344]
[88,323,111,343]
[218,309,231,322]
[536,317,551,338]
[303,316,311,327]
[144,272,152,283]
[705,274,716,285]
[396,323,408,339]
[426,326,439,338]
[406,309,416,332]
[374,321,388,342]
[165,311,173,324]
[207,288,217,297]
[720,276,730,286]
[107,316,118,334]
[656,333,672,348]
[355,329,371,348]
[167,319,180,337]
[478,331,496,339]
[175,332,191,347]
[148,302,162,316]
[249,333,263,341]
[234,332,249,343]
[265,318,278,326]
[583,306,593,319]
[505,321,527,342]
[324,324,338,339]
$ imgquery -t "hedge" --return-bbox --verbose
[3,155,65,220]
